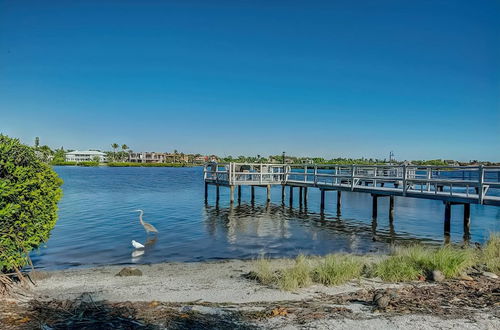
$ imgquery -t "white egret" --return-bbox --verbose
[131,240,145,249]
[132,209,158,234]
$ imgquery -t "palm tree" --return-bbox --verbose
[121,144,129,162]
[111,143,119,161]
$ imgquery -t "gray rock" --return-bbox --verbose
[373,292,390,308]
[115,267,142,277]
[482,271,499,279]
[432,270,445,282]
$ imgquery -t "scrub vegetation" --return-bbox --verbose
[251,235,499,291]
[0,135,63,273]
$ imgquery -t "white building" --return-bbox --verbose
[65,150,107,163]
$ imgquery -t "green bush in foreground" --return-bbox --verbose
[0,135,63,272]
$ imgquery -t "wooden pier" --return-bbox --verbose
[204,163,500,240]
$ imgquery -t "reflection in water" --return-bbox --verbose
[203,202,419,257]
[130,236,158,263]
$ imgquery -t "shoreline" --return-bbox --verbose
[2,259,499,329]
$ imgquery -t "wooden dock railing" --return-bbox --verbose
[204,163,500,206]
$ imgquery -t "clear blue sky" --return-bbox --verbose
[1,0,499,161]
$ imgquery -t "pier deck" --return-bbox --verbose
[204,163,500,240]
[204,163,500,206]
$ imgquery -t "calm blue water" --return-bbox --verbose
[30,166,500,270]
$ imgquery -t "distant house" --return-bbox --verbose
[128,152,190,163]
[66,150,107,163]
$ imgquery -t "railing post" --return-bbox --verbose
[304,166,307,183]
[314,166,318,185]
[402,164,407,196]
[479,165,484,204]
[351,165,355,191]
[427,167,431,192]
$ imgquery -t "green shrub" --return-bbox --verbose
[313,254,364,285]
[76,161,99,167]
[0,135,63,272]
[106,162,188,167]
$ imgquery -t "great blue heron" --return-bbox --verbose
[133,209,158,234]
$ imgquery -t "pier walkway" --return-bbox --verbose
[203,163,500,240]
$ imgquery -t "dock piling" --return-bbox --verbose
[389,195,394,220]
[304,187,308,206]
[266,184,271,203]
[336,191,342,214]
[281,185,286,204]
[216,185,220,203]
[204,182,208,202]
[444,202,451,238]
[299,187,303,207]
[238,185,241,204]
[320,189,325,212]
[372,195,378,219]
[289,186,294,206]
[464,203,471,241]
[229,185,234,204]
[251,186,255,203]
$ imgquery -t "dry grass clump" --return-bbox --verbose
[312,254,365,286]
[277,255,313,291]
[481,233,500,274]
[253,257,275,285]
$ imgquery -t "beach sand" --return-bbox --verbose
[2,259,499,329]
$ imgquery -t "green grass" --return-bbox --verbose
[375,245,476,281]
[312,254,365,285]
[251,236,500,290]
[481,233,500,274]
[277,255,313,291]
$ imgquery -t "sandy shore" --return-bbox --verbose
[2,260,499,329]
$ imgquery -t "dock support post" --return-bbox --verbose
[289,186,294,206]
[238,185,241,204]
[299,187,303,207]
[463,203,471,242]
[266,184,271,203]
[304,187,308,206]
[251,186,255,203]
[216,185,220,203]
[204,182,208,202]
[281,186,286,204]
[229,185,234,204]
[320,189,325,212]
[389,196,394,220]
[372,195,378,219]
[444,202,451,240]
[336,191,342,214]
